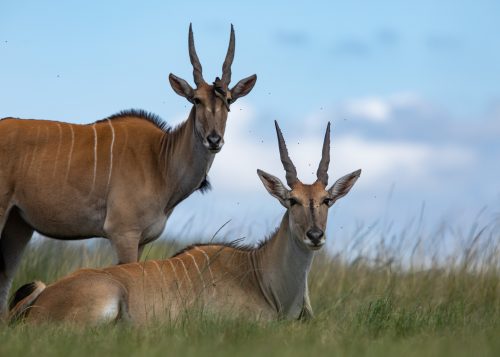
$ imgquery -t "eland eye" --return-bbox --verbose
[288,198,299,206]
[227,98,232,105]
[193,98,201,105]
[323,198,333,206]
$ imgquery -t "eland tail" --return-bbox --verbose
[9,281,46,323]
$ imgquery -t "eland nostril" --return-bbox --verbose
[207,133,222,146]
[306,228,324,244]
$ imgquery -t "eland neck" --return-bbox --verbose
[252,212,315,319]
[159,107,215,209]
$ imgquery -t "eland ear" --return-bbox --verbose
[257,169,288,207]
[328,169,361,203]
[169,73,194,102]
[230,74,257,103]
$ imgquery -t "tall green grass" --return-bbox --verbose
[2,216,500,357]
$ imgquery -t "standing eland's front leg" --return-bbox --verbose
[104,209,143,264]
[0,209,34,320]
[108,230,142,264]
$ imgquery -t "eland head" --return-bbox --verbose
[169,24,257,153]
[258,121,361,250]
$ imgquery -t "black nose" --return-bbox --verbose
[306,228,324,245]
[207,133,222,146]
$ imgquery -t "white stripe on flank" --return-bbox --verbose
[26,127,40,175]
[106,119,115,189]
[65,124,75,184]
[20,151,29,178]
[152,260,165,284]
[194,247,215,289]
[152,260,162,274]
[186,252,206,291]
[135,262,148,276]
[20,127,35,176]
[91,124,98,192]
[35,127,49,184]
[168,259,181,288]
[53,123,62,178]
[118,265,132,275]
[168,259,184,304]
[152,260,168,310]
[175,257,193,292]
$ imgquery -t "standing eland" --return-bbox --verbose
[9,121,360,325]
[0,24,257,318]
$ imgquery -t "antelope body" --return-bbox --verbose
[0,24,257,317]
[9,121,361,325]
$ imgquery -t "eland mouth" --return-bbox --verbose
[206,132,223,153]
[208,146,222,153]
[305,228,325,250]
[305,241,325,251]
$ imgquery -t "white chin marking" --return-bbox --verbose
[204,143,222,153]
[304,238,325,250]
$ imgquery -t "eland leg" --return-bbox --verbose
[0,208,34,319]
[108,231,141,264]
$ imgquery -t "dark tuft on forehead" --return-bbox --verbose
[213,77,227,96]
[309,198,316,220]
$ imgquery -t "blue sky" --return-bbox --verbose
[1,1,499,254]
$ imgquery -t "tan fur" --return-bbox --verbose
[13,246,271,325]
[0,114,211,316]
[0,24,257,318]
[9,122,361,325]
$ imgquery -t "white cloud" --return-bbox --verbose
[167,94,489,243]
[339,92,431,123]
[210,101,476,193]
[343,97,391,122]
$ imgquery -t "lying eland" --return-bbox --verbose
[9,121,360,324]
[0,24,257,318]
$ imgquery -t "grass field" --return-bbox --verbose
[2,216,500,357]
